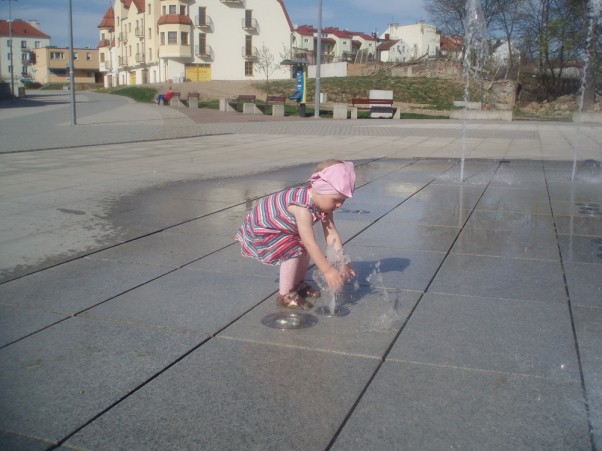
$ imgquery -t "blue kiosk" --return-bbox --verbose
[281,59,309,117]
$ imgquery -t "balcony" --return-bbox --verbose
[98,39,112,48]
[100,61,113,72]
[242,46,257,59]
[195,44,214,60]
[119,32,128,43]
[159,44,192,59]
[118,56,128,67]
[135,53,145,63]
[220,0,245,5]
[195,15,214,31]
[241,18,258,32]
[135,27,144,38]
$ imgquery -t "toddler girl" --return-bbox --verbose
[236,160,356,309]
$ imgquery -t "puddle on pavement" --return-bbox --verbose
[261,312,318,330]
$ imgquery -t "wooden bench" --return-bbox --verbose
[227,94,256,110]
[351,98,395,117]
[266,95,286,105]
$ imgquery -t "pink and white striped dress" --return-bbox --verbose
[236,185,321,265]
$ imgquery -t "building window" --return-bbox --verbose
[245,35,253,56]
[181,32,189,45]
[162,5,166,15]
[180,5,186,15]
[198,33,206,53]
[148,27,152,38]
[169,4,176,14]
[100,53,105,62]
[50,51,64,60]
[147,3,151,14]
[73,52,78,60]
[160,32,165,45]
[198,7,206,25]
[244,9,253,28]
[21,40,26,48]
[245,61,253,76]
[168,31,177,45]
[7,53,10,60]
[87,52,92,60]
[6,40,11,47]
[148,48,152,60]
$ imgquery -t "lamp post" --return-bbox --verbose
[68,0,76,125]
[2,0,17,99]
[313,0,322,118]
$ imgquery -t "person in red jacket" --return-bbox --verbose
[156,87,173,105]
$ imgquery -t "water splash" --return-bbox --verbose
[312,242,351,316]
[460,0,489,182]
[571,0,602,180]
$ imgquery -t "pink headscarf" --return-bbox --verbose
[310,161,356,198]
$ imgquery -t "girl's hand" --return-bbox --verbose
[341,263,356,283]
[324,267,343,292]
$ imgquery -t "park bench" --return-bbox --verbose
[256,95,287,116]
[351,97,396,117]
[227,94,257,111]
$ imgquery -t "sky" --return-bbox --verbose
[1,0,428,49]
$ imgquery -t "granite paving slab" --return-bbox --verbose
[0,258,169,314]
[220,285,421,357]
[572,306,602,447]
[0,317,202,444]
[465,210,556,233]
[344,244,445,292]
[85,229,230,268]
[555,215,602,236]
[80,267,277,336]
[0,430,54,450]
[331,360,591,450]
[380,204,473,228]
[563,261,602,308]
[429,253,567,303]
[387,292,579,380]
[476,186,553,215]
[0,305,67,348]
[63,338,380,450]
[351,222,460,253]
[558,234,602,264]
[451,227,560,260]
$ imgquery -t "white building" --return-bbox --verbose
[380,21,440,60]
[377,38,412,63]
[98,0,294,86]
[292,25,376,64]
[0,19,50,87]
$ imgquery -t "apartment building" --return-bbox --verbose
[97,0,294,87]
[0,19,50,85]
[292,25,376,65]
[32,47,100,84]
[380,21,440,60]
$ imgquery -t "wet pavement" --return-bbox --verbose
[0,91,601,449]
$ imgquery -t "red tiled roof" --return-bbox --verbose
[296,25,317,36]
[377,39,399,51]
[121,0,145,12]
[97,7,115,30]
[348,31,376,41]
[0,19,50,38]
[158,15,193,26]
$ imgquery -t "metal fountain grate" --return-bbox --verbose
[261,312,318,329]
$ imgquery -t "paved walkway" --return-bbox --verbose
[0,91,601,450]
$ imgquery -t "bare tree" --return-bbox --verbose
[254,45,282,95]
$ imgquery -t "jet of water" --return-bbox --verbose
[460,0,489,182]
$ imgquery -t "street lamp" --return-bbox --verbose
[314,0,322,118]
[68,0,76,124]
[2,0,17,98]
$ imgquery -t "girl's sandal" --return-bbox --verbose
[296,282,321,299]
[277,291,314,309]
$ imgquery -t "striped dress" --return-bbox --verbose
[236,185,321,265]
